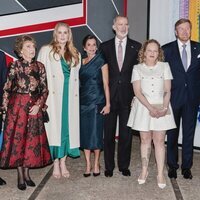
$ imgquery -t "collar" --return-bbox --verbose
[115,36,127,44]
[177,39,190,49]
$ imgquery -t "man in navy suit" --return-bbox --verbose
[0,50,7,185]
[162,18,200,179]
[100,16,141,177]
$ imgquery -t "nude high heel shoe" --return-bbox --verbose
[137,172,148,184]
[157,176,166,189]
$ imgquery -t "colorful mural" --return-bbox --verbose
[180,0,200,42]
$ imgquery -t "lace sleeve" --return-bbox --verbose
[35,61,48,108]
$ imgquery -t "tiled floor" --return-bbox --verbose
[0,135,199,200]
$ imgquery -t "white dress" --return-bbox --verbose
[127,62,176,131]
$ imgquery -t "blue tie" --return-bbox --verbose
[182,44,187,71]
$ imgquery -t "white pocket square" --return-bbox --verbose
[197,54,200,58]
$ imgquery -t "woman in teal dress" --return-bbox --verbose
[80,35,110,177]
[38,22,81,179]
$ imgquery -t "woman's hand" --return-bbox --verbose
[100,105,110,115]
[29,105,40,115]
[149,106,160,118]
[157,107,168,117]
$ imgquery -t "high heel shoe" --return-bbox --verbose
[137,172,148,185]
[25,179,36,187]
[157,176,166,189]
[93,165,100,177]
[93,172,100,177]
[83,173,91,177]
[84,164,92,177]
[53,160,61,179]
[60,162,70,178]
[17,182,26,190]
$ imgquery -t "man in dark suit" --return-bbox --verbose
[162,18,200,179]
[0,50,7,185]
[100,15,141,177]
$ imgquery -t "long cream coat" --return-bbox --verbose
[37,45,80,148]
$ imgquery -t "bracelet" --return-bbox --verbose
[162,107,168,111]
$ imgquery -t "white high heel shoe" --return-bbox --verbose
[157,176,166,189]
[137,172,148,184]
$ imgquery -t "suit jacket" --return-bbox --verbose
[162,40,200,107]
[100,38,141,107]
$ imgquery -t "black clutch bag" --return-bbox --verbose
[42,110,49,123]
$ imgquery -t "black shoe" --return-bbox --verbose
[17,182,26,190]
[119,169,131,176]
[93,172,100,177]
[168,168,177,179]
[83,173,91,177]
[104,170,113,177]
[25,179,36,187]
[0,177,6,185]
[182,169,193,179]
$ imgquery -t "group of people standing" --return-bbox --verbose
[0,15,199,191]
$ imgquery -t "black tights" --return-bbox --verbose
[17,167,31,184]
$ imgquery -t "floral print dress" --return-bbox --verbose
[0,59,52,168]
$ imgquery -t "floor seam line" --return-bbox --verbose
[28,165,53,200]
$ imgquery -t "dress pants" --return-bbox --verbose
[167,102,199,170]
[104,96,133,171]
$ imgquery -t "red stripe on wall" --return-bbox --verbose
[5,55,14,66]
[124,0,127,16]
[0,17,85,37]
[0,0,86,37]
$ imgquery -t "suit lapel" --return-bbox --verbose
[173,41,186,73]
[121,39,129,71]
[188,42,198,72]
[111,39,120,72]
[121,38,135,72]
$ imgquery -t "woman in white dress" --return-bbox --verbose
[127,39,176,189]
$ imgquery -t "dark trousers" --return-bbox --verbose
[104,98,133,171]
[167,102,199,170]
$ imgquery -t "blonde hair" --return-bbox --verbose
[138,39,164,63]
[175,18,192,30]
[50,22,79,67]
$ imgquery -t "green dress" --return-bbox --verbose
[50,58,80,159]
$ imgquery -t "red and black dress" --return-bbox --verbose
[0,59,52,168]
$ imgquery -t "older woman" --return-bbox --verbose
[38,22,81,179]
[127,39,176,189]
[0,35,52,190]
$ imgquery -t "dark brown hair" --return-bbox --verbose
[14,35,36,58]
[82,35,98,48]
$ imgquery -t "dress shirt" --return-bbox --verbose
[177,39,191,70]
[115,37,127,65]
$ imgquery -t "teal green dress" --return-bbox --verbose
[50,58,80,159]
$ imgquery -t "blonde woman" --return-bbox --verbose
[38,22,81,179]
[128,39,176,189]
